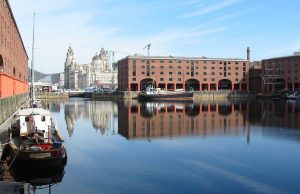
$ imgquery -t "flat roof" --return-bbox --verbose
[262,54,300,61]
[123,55,248,62]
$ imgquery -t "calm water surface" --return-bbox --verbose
[5,99,300,194]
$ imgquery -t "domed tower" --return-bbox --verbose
[64,46,76,89]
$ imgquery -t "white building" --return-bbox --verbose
[64,46,118,90]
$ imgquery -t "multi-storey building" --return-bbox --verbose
[64,46,117,90]
[118,54,250,92]
[261,52,300,92]
[0,0,29,97]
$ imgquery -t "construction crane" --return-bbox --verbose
[143,43,151,56]
[108,50,130,70]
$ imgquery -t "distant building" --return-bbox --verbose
[249,61,262,93]
[0,0,29,97]
[64,46,117,90]
[261,53,300,92]
[117,54,250,92]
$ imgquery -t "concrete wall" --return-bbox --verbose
[36,93,69,99]
[0,93,28,125]
[92,91,139,100]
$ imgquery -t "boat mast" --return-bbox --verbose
[30,13,36,106]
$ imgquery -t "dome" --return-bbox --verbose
[92,53,100,61]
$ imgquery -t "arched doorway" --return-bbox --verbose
[140,79,156,91]
[185,79,200,91]
[218,79,232,91]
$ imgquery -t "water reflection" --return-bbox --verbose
[118,100,251,141]
[45,99,300,142]
[64,99,118,137]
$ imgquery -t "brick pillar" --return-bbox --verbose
[199,83,202,91]
[216,103,219,113]
[231,103,235,112]
[200,102,203,113]
[165,83,168,91]
[174,83,177,91]
[231,83,234,92]
[208,103,211,113]
[216,83,219,92]
[128,83,131,91]
[239,83,242,92]
[183,83,186,91]
[138,83,140,91]
[208,83,211,92]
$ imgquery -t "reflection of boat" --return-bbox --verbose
[8,161,65,194]
[138,87,193,101]
[285,92,300,100]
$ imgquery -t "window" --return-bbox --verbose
[160,66,164,69]
[212,78,215,81]
[169,66,173,69]
[142,66,145,68]
[169,78,173,81]
[178,66,181,69]
[169,60,173,63]
[211,72,215,75]
[178,78,181,81]
[186,72,190,75]
[220,62,223,64]
[142,72,145,74]
[160,72,164,75]
[235,78,239,81]
[212,61,215,64]
[142,60,145,63]
[196,72,199,75]
[204,66,207,69]
[169,72,173,75]
[235,62,238,65]
[219,67,222,70]
[187,66,190,69]
[152,72,155,75]
[152,66,155,68]
[235,72,239,75]
[204,78,207,81]
[151,60,155,63]
[132,78,136,81]
[133,72,136,76]
[235,67,238,70]
[160,60,164,63]
[178,60,181,63]
[211,67,215,70]
[203,72,207,75]
[178,72,182,75]
[160,78,164,81]
[219,72,222,75]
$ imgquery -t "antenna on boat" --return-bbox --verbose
[30,13,36,107]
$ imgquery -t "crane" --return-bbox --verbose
[143,43,151,56]
[108,50,130,70]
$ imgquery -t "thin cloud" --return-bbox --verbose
[180,0,243,18]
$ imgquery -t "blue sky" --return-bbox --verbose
[9,0,300,73]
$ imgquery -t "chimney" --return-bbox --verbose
[247,47,250,61]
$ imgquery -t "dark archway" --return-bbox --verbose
[218,79,232,90]
[185,79,200,91]
[140,79,156,91]
[218,104,232,115]
[130,83,138,91]
[0,55,3,70]
[185,104,200,116]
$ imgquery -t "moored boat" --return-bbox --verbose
[138,87,193,101]
[1,107,67,170]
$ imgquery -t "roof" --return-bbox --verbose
[17,108,51,116]
[262,54,300,61]
[123,55,248,62]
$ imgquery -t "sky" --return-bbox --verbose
[9,0,300,73]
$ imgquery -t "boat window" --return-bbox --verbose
[25,116,30,122]
[41,116,46,122]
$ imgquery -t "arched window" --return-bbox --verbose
[0,55,3,71]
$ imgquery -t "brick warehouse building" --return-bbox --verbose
[0,0,28,97]
[118,54,250,92]
[261,53,300,92]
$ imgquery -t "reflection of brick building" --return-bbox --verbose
[118,53,250,92]
[249,61,262,93]
[261,53,300,92]
[0,0,29,97]
[118,101,250,140]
